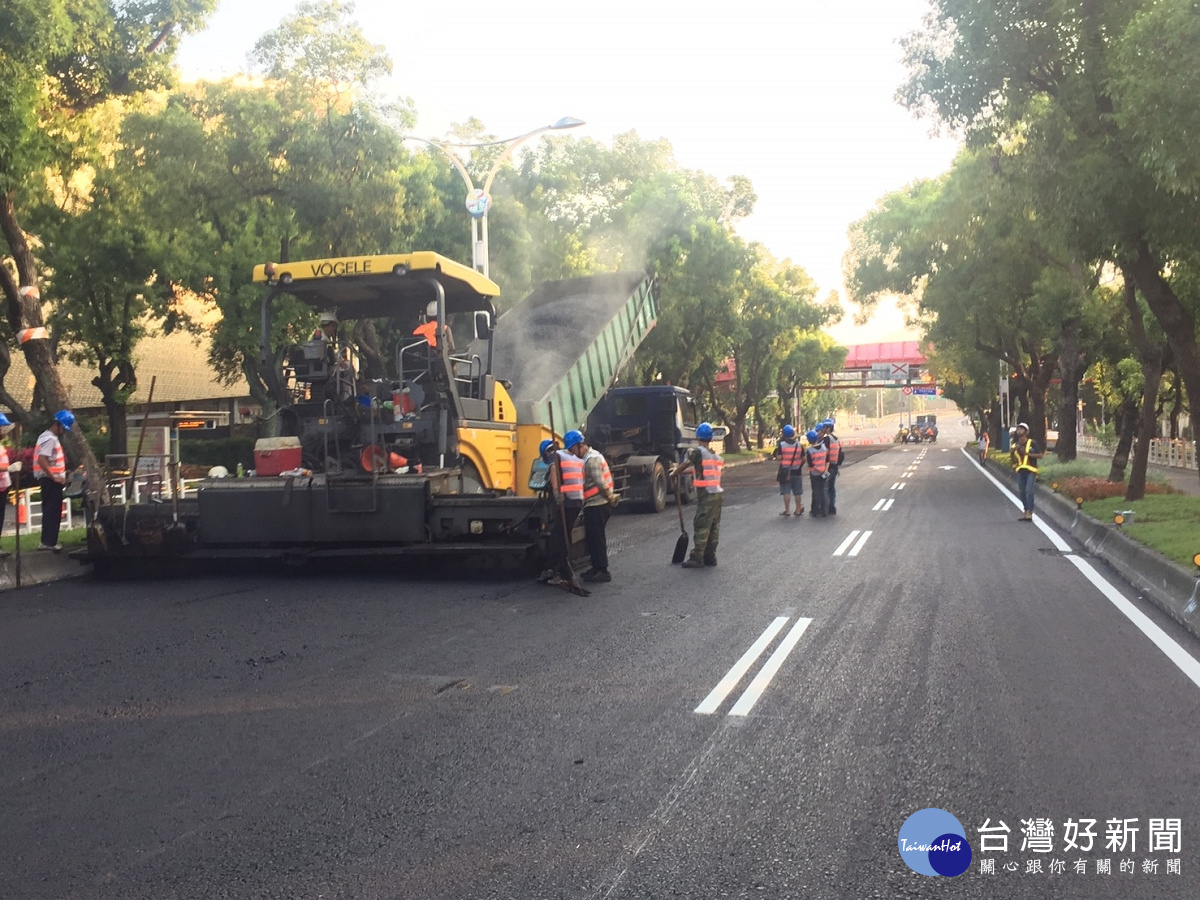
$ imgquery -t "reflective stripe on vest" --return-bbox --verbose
[827,437,841,466]
[557,450,584,501]
[35,440,65,480]
[807,443,828,475]
[693,448,724,490]
[779,440,803,468]
[582,449,614,500]
[1016,439,1038,473]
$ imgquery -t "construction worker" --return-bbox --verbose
[671,422,723,568]
[577,433,620,583]
[805,429,829,518]
[1010,422,1044,521]
[771,424,805,516]
[821,418,845,515]
[0,413,12,552]
[540,430,586,585]
[34,410,74,552]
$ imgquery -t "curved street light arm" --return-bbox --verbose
[402,135,476,196]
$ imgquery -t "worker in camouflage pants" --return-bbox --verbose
[671,423,724,568]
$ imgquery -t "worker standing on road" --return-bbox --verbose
[1010,422,1044,521]
[539,431,586,585]
[34,410,73,552]
[671,422,724,568]
[771,424,805,516]
[805,429,829,518]
[821,419,845,515]
[977,428,989,465]
[0,413,12,553]
[578,433,620,583]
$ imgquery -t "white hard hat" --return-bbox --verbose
[425,300,439,318]
[1016,422,1030,431]
[319,311,338,325]
[208,465,229,478]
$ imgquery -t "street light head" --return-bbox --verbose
[551,116,585,130]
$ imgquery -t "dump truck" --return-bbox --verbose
[82,252,659,570]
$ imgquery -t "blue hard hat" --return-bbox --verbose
[806,429,819,443]
[782,424,795,439]
[821,418,834,428]
[54,409,75,431]
[563,429,584,450]
[538,439,554,455]
[0,413,10,427]
[696,422,714,441]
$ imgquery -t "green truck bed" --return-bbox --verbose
[488,272,657,431]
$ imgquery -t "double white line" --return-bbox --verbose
[695,616,813,716]
[872,499,895,511]
[833,530,872,556]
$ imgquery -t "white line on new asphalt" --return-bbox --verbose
[848,531,872,556]
[694,616,790,715]
[891,482,901,490]
[729,617,814,716]
[883,499,894,511]
[873,499,885,511]
[898,483,906,490]
[963,447,1200,690]
[833,531,860,556]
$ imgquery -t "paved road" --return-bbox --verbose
[3,438,1199,899]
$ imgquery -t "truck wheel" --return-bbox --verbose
[677,472,695,505]
[647,461,668,513]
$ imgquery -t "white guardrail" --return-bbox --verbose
[1077,435,1197,470]
[2,477,205,539]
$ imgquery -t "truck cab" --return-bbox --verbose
[586,385,709,512]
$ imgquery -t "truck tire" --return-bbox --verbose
[678,472,695,505]
[646,461,668,513]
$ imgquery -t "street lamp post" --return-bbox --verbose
[404,116,585,278]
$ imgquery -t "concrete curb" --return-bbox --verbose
[996,466,1200,638]
[0,549,89,592]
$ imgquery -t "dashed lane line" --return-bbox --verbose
[694,617,790,715]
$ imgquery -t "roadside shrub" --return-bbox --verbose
[1053,476,1179,502]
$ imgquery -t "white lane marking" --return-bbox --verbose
[1066,556,1200,690]
[961,448,1072,552]
[898,482,906,490]
[729,618,814,716]
[694,617,790,715]
[833,531,860,556]
[883,499,894,511]
[873,499,885,511]
[965,447,1200,690]
[848,531,872,556]
[891,482,901,490]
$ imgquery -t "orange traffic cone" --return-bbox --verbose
[16,492,27,525]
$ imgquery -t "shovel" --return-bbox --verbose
[672,473,689,564]
[548,402,590,597]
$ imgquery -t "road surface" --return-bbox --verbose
[3,427,1197,898]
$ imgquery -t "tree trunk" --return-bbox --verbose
[1107,395,1138,483]
[1127,240,1200,488]
[1126,355,1163,502]
[0,191,105,501]
[1054,319,1086,461]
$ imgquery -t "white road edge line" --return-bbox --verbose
[694,616,790,715]
[1066,556,1200,690]
[729,618,814,717]
[960,448,1072,552]
[833,531,860,557]
[848,531,872,556]
[964,447,1200,689]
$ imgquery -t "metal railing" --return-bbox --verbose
[1078,435,1196,470]
[2,487,74,538]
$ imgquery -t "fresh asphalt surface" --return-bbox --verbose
[4,424,1200,899]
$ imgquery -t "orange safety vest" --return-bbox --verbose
[826,436,841,468]
[779,440,803,469]
[693,447,724,491]
[807,443,828,475]
[556,450,585,501]
[1014,439,1038,473]
[0,444,9,491]
[34,432,65,480]
[582,449,614,501]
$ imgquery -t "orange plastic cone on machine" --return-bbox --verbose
[16,492,26,525]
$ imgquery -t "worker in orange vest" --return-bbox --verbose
[771,424,805,516]
[805,429,829,518]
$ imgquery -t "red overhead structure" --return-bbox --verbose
[841,341,927,370]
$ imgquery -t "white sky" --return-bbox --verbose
[176,0,959,345]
